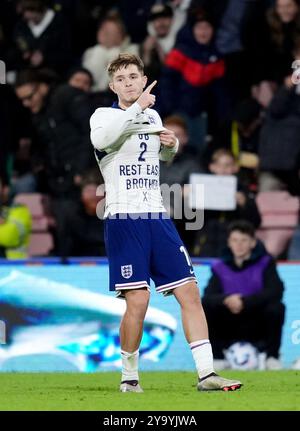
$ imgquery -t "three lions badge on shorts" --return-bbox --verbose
[121,265,133,279]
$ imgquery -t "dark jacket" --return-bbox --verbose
[202,241,284,310]
[60,203,105,257]
[259,86,300,171]
[13,10,72,73]
[32,84,94,196]
[159,31,229,118]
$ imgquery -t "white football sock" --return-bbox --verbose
[121,349,139,382]
[190,339,215,379]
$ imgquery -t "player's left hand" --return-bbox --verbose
[159,129,177,148]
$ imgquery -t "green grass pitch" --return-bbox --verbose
[0,371,299,411]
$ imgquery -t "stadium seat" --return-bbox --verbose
[256,191,300,257]
[28,233,54,257]
[14,193,55,232]
[14,193,55,256]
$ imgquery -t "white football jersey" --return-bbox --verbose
[90,102,178,217]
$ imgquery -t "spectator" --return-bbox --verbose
[0,179,32,259]
[15,69,94,254]
[82,15,139,92]
[202,220,285,370]
[60,170,106,257]
[141,2,190,81]
[193,148,261,257]
[232,97,264,188]
[12,0,72,74]
[15,68,94,198]
[67,67,93,93]
[159,11,230,142]
[266,0,300,84]
[258,73,300,195]
[0,83,35,194]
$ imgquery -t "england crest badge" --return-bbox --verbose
[121,265,133,279]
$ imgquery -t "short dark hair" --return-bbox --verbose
[21,0,48,13]
[15,68,57,88]
[67,67,94,85]
[227,220,256,238]
[148,4,173,21]
[107,53,144,79]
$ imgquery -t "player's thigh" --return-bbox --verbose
[150,218,196,289]
[104,216,151,293]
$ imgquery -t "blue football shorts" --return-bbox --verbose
[104,212,197,298]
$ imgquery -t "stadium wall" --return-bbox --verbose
[0,259,299,371]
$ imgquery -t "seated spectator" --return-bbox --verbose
[159,11,230,142]
[60,170,105,257]
[141,2,190,82]
[258,73,300,195]
[67,67,93,93]
[12,0,72,74]
[82,15,139,92]
[266,0,300,84]
[15,68,94,199]
[0,180,32,259]
[193,148,261,257]
[202,220,285,370]
[15,68,95,255]
[232,97,264,188]
[0,83,35,194]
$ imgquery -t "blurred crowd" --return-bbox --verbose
[1,0,300,259]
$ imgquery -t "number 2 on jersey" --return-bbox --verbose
[138,142,147,161]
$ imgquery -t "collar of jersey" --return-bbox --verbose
[112,101,124,110]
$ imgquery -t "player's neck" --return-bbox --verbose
[118,99,138,110]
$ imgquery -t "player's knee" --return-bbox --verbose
[175,283,202,309]
[125,288,150,318]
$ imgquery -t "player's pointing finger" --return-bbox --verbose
[145,80,157,93]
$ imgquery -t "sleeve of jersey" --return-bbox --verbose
[90,102,142,151]
[159,138,179,161]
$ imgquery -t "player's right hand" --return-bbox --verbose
[136,80,157,111]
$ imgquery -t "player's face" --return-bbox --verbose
[109,65,147,108]
[228,231,256,259]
